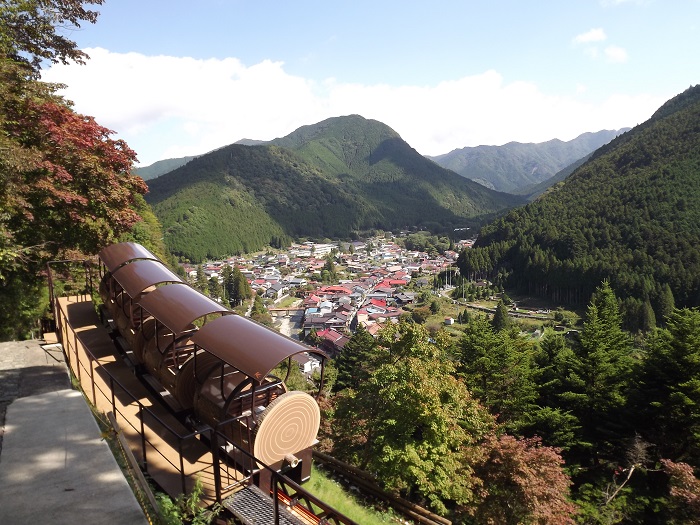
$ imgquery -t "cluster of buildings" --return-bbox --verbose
[182,237,475,359]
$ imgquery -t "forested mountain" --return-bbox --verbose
[145,115,523,262]
[134,156,197,180]
[430,129,627,193]
[459,85,700,326]
[523,154,592,200]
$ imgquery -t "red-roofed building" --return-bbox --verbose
[316,328,350,357]
[318,285,353,296]
[368,298,387,309]
[303,294,322,308]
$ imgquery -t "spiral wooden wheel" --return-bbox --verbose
[253,391,320,466]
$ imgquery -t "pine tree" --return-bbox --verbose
[657,283,675,326]
[491,299,511,331]
[559,281,634,462]
[194,265,208,294]
[635,308,700,464]
[334,324,377,392]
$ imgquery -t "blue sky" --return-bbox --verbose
[43,0,699,166]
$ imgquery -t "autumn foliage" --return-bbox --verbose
[0,1,147,338]
[469,435,577,524]
[7,97,146,254]
[661,459,700,524]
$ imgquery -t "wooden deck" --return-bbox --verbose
[54,296,243,504]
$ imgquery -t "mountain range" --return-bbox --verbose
[429,129,628,194]
[144,116,523,261]
[135,128,623,195]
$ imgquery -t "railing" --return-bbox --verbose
[47,259,359,525]
[53,296,210,495]
[47,259,94,307]
[210,424,358,525]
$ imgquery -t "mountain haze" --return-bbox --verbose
[463,85,700,320]
[430,129,627,193]
[145,115,523,261]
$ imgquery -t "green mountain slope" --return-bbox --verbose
[430,129,626,193]
[134,156,198,180]
[461,85,700,320]
[145,115,523,261]
[522,154,593,200]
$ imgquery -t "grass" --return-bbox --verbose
[303,465,401,524]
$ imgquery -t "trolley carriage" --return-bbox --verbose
[96,242,326,483]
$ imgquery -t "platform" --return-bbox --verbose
[0,340,147,525]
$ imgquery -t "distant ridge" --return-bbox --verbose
[430,129,628,193]
[134,156,197,180]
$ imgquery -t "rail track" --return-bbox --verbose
[313,451,452,525]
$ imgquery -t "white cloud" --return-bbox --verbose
[573,28,607,44]
[42,49,662,166]
[605,45,629,63]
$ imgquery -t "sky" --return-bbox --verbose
[42,0,700,167]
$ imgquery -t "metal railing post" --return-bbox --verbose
[273,473,280,524]
[140,404,147,470]
[212,429,222,502]
[111,376,116,413]
[179,437,186,495]
[90,354,96,405]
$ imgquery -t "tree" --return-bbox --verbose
[333,324,377,392]
[331,321,494,515]
[249,294,272,326]
[661,459,700,524]
[657,283,675,326]
[0,3,148,338]
[305,327,322,346]
[194,265,208,294]
[528,331,580,451]
[558,281,634,462]
[207,275,222,302]
[458,317,538,432]
[0,0,104,72]
[491,299,511,331]
[2,79,145,260]
[221,265,252,307]
[411,305,431,324]
[635,308,700,464]
[468,435,577,525]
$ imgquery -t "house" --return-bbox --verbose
[265,282,287,300]
[303,294,322,308]
[293,352,322,375]
[395,292,416,305]
[316,328,350,357]
[368,298,387,309]
[302,312,348,337]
